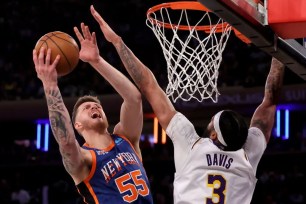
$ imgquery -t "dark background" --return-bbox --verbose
[0,0,306,204]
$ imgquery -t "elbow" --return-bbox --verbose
[134,90,142,104]
[59,140,74,149]
[57,133,77,147]
[259,99,277,113]
[59,140,79,156]
[137,69,157,95]
[263,96,278,107]
[126,88,142,105]
[141,87,151,99]
[139,72,158,97]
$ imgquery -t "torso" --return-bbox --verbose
[166,112,264,204]
[173,138,257,204]
[76,134,153,204]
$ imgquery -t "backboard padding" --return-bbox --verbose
[198,0,306,80]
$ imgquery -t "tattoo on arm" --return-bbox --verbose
[118,42,144,87]
[45,88,77,172]
[252,119,268,135]
[265,60,284,104]
[61,150,75,173]
[45,88,71,143]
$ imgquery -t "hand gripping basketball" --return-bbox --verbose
[34,31,79,77]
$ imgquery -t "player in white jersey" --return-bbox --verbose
[167,112,262,203]
[91,7,285,204]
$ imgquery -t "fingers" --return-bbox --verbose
[33,49,38,65]
[33,49,41,75]
[34,47,59,67]
[76,22,92,41]
[33,47,46,75]
[38,47,46,65]
[81,22,87,38]
[83,24,92,40]
[90,5,104,25]
[92,32,97,45]
[45,48,51,65]
[44,48,60,68]
[74,26,84,42]
[52,54,61,67]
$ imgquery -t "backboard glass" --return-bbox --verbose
[198,0,306,80]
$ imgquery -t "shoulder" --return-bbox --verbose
[248,127,266,141]
[166,112,196,135]
[192,137,212,148]
[167,112,194,129]
[244,127,267,155]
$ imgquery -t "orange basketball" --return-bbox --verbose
[34,31,79,77]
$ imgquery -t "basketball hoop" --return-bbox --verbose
[146,1,250,103]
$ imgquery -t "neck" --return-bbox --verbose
[213,139,226,150]
[83,130,113,149]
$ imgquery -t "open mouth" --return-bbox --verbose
[91,112,101,119]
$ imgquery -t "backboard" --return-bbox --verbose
[198,0,306,80]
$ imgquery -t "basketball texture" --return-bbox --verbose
[35,31,79,77]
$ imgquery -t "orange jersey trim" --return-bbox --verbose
[83,149,99,204]
[116,134,143,163]
[83,140,115,152]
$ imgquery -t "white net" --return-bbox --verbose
[146,3,232,103]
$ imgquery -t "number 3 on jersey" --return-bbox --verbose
[115,169,150,203]
[206,174,227,204]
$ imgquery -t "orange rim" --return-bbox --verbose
[147,1,210,13]
[147,1,251,43]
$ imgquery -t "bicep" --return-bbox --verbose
[50,116,84,174]
[115,95,143,143]
[59,139,85,176]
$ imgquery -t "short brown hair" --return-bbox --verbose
[71,95,101,124]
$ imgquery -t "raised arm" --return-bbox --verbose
[89,5,176,130]
[73,22,143,149]
[250,57,285,142]
[33,47,85,180]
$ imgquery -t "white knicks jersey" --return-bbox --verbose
[166,112,266,204]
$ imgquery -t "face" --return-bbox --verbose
[205,114,227,150]
[74,101,109,131]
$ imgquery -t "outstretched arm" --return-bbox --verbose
[73,22,143,151]
[250,57,285,142]
[33,47,86,181]
[89,5,176,130]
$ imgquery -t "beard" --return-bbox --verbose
[94,118,109,130]
[83,117,109,132]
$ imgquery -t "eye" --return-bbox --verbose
[95,104,102,109]
[83,104,90,110]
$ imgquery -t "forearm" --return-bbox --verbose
[264,57,285,105]
[44,85,75,145]
[250,58,285,139]
[89,56,140,101]
[112,38,177,129]
[44,85,83,175]
[112,38,152,92]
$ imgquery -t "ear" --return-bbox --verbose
[74,121,82,131]
[210,130,218,140]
